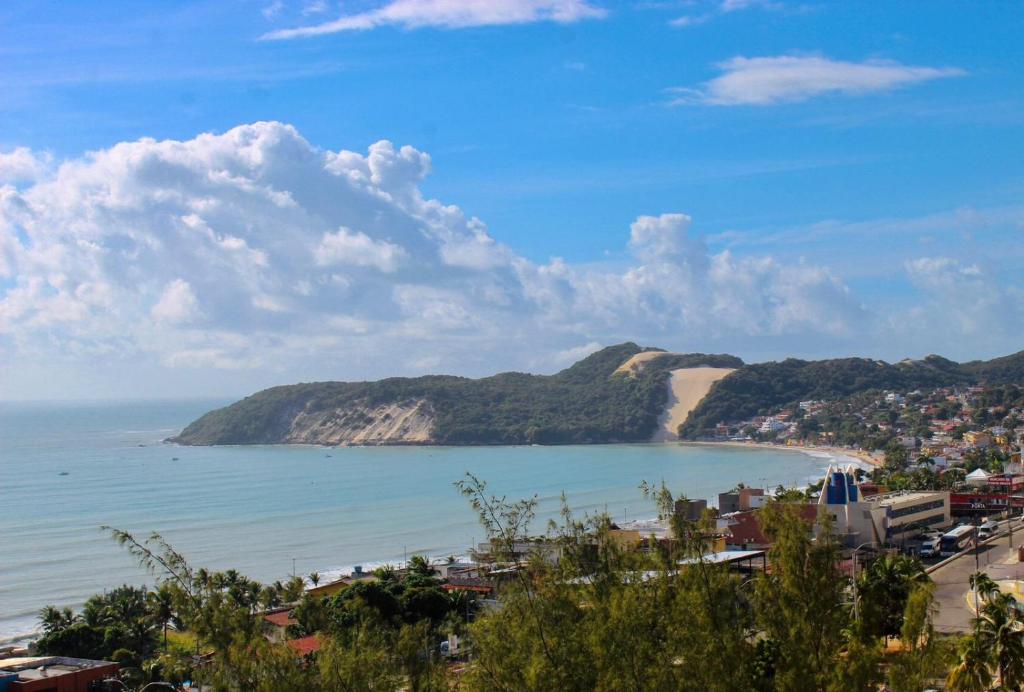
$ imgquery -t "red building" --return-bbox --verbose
[0,656,118,692]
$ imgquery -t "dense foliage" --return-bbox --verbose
[173,343,741,445]
[37,586,158,670]
[43,476,1016,691]
[681,351,1024,438]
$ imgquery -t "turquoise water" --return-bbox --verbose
[0,400,831,643]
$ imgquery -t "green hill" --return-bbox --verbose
[679,350,1024,438]
[172,344,743,446]
[173,345,1024,446]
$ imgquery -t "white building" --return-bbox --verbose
[818,464,950,547]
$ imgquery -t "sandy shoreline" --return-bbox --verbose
[681,440,881,468]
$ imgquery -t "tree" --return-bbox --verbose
[888,582,950,692]
[974,592,1024,688]
[39,606,76,635]
[947,634,995,692]
[755,502,848,691]
[37,586,158,666]
[856,554,928,640]
[148,583,175,651]
[885,440,910,470]
[408,555,434,578]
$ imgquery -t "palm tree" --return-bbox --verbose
[308,572,321,587]
[970,571,1000,606]
[39,606,76,635]
[975,592,1024,688]
[857,554,929,639]
[408,555,433,577]
[947,634,995,692]
[148,584,175,650]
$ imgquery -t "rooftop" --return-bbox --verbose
[263,608,297,628]
[868,491,947,506]
[287,635,321,657]
[0,656,118,681]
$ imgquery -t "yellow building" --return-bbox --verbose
[965,431,993,448]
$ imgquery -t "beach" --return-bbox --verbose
[683,440,881,469]
[0,399,839,646]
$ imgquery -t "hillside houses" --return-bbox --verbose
[708,383,1024,470]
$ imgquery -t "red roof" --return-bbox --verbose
[725,505,818,547]
[287,635,321,656]
[263,609,297,628]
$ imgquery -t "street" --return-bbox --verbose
[932,530,1024,633]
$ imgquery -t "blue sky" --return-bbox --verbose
[1,1,1022,399]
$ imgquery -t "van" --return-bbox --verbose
[920,537,941,558]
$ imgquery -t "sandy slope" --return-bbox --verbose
[286,399,434,445]
[652,367,736,442]
[614,350,680,376]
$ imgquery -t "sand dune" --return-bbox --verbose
[652,367,735,442]
[614,350,680,376]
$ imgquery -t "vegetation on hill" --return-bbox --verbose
[680,351,1024,439]
[173,343,1024,446]
[172,344,742,446]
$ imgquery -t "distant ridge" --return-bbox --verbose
[171,344,741,446]
[679,350,1024,438]
[171,345,1024,447]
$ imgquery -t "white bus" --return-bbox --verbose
[940,525,976,557]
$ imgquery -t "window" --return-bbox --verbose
[889,499,946,518]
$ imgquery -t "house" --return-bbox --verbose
[0,657,118,692]
[964,431,993,449]
[306,568,376,598]
[262,607,298,643]
[287,635,321,658]
[721,505,818,550]
[674,498,708,522]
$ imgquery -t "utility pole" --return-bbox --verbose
[1008,481,1015,548]
[974,513,981,614]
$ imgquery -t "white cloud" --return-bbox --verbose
[669,55,965,106]
[5,120,1014,398]
[903,257,1023,339]
[719,0,780,11]
[261,0,285,19]
[262,0,607,39]
[669,14,711,27]
[553,341,603,366]
[669,0,780,29]
[0,147,53,184]
[302,0,329,15]
[151,279,201,325]
[315,227,407,272]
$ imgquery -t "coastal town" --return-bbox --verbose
[6,414,1024,689]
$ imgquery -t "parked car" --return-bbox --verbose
[920,537,941,558]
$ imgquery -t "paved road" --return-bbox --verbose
[932,530,1024,633]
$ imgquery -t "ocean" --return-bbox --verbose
[0,399,845,644]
